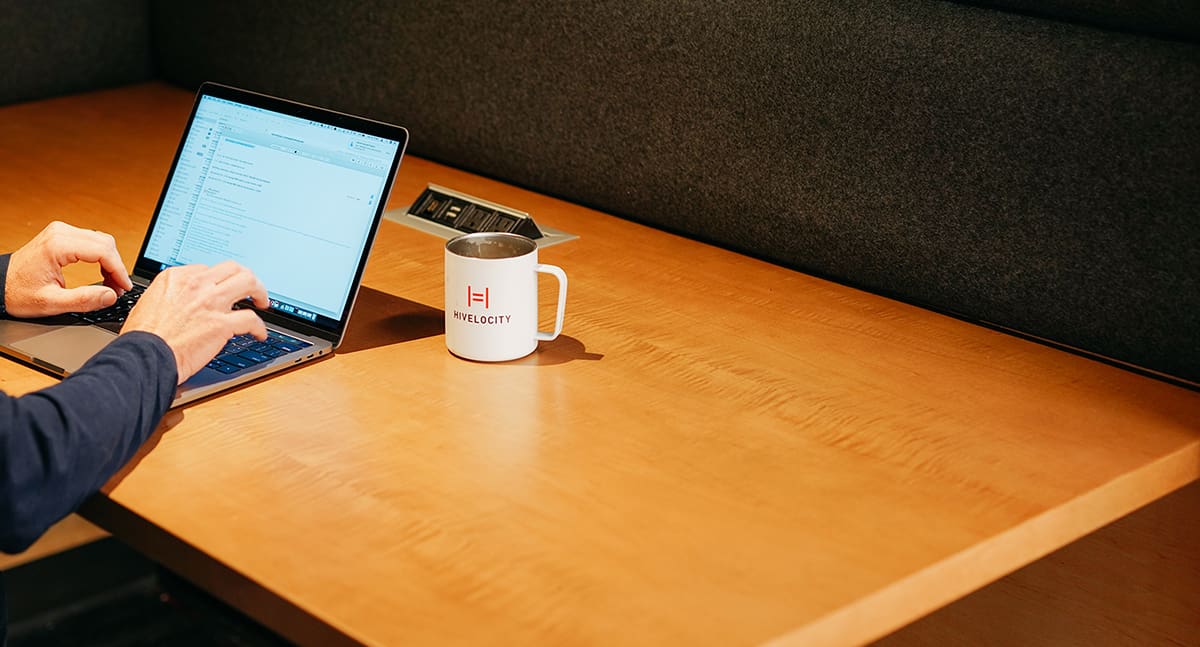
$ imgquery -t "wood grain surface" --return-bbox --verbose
[1,83,1197,646]
[876,480,1200,646]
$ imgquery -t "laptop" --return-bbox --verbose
[0,82,409,406]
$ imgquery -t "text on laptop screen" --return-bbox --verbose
[144,95,401,325]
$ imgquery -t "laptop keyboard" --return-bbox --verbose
[207,331,312,374]
[73,284,145,333]
[71,285,313,375]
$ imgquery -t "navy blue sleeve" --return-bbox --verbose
[0,253,178,554]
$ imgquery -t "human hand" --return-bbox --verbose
[122,261,269,384]
[4,221,133,317]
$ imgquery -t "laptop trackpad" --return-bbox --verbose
[12,326,117,374]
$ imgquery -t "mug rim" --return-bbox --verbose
[445,231,537,259]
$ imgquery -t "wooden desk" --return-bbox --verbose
[1,83,1197,646]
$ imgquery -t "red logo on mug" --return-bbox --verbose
[468,285,489,308]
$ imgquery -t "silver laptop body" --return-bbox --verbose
[0,82,409,406]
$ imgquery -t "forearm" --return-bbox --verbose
[0,332,176,553]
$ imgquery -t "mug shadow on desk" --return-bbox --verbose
[339,286,603,364]
[507,334,604,366]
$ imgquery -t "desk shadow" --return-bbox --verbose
[104,408,184,489]
[338,286,444,354]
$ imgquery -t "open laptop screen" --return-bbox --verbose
[140,88,404,333]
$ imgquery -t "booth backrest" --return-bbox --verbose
[0,0,152,106]
[7,1,1199,383]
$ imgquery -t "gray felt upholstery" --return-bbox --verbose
[951,0,1200,41]
[0,0,152,105]
[5,1,1198,382]
[148,0,1200,383]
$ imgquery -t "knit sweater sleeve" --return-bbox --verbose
[0,253,178,553]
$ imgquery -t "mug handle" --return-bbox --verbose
[535,264,568,342]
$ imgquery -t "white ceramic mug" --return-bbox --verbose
[444,232,567,362]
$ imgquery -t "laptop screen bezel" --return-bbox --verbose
[132,82,409,347]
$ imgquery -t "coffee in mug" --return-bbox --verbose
[444,232,567,362]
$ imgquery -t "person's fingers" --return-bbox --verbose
[56,228,133,292]
[159,263,204,280]
[206,262,269,309]
[204,260,245,285]
[226,308,268,340]
[101,267,130,296]
[51,285,119,313]
[225,274,269,309]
